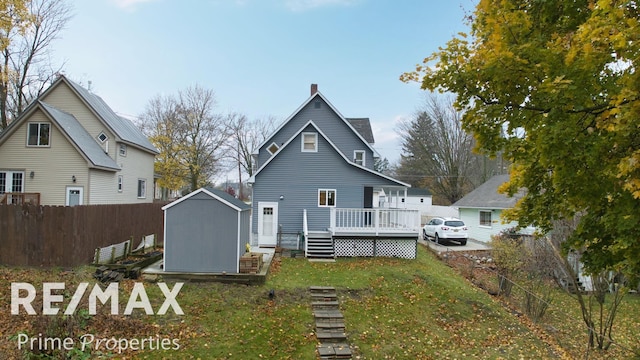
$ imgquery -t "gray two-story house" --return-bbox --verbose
[249,85,420,259]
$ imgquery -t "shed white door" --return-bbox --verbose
[66,187,83,206]
[258,202,278,247]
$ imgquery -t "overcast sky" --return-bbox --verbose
[52,0,475,179]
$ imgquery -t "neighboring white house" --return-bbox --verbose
[0,75,158,206]
[452,174,534,243]
[383,187,432,212]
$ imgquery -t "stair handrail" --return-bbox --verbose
[303,209,309,257]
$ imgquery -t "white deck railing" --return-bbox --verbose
[330,208,420,235]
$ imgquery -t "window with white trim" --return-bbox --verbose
[137,179,146,198]
[267,142,279,155]
[0,171,24,193]
[97,132,108,143]
[318,189,336,207]
[480,210,492,227]
[118,175,123,192]
[354,150,365,166]
[27,123,50,146]
[119,144,127,156]
[302,132,317,152]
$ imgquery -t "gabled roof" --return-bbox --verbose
[346,118,375,144]
[254,91,377,156]
[39,102,120,170]
[453,174,523,209]
[48,75,158,154]
[162,187,250,212]
[0,101,120,171]
[248,120,409,188]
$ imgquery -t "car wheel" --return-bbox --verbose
[435,233,439,244]
[460,239,467,246]
[423,229,427,240]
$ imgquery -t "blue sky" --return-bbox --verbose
[53,0,475,176]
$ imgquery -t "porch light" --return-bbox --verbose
[30,171,34,179]
[72,175,76,183]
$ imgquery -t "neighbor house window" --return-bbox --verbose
[480,210,492,227]
[0,171,24,193]
[267,142,279,155]
[27,123,50,146]
[137,179,146,198]
[318,189,336,207]
[354,150,365,166]
[118,175,123,192]
[119,144,127,156]
[97,132,108,143]
[302,132,317,152]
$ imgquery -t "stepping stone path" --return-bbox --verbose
[310,286,352,359]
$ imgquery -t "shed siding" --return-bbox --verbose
[252,127,402,234]
[258,97,373,169]
[164,192,240,273]
[0,109,90,205]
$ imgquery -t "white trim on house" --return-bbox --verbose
[301,132,318,152]
[161,187,247,212]
[267,142,279,155]
[252,91,377,156]
[248,120,410,188]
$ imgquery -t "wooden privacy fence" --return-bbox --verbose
[0,202,166,267]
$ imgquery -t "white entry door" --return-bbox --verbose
[258,202,278,247]
[66,187,83,206]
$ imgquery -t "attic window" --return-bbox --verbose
[267,142,279,155]
[301,132,317,152]
[354,150,365,166]
[97,132,108,143]
[314,100,321,109]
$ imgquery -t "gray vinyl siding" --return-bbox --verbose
[252,126,402,234]
[238,210,251,259]
[164,192,240,273]
[258,97,374,169]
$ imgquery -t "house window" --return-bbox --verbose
[118,175,123,192]
[0,171,24,193]
[27,123,50,146]
[401,198,405,203]
[420,198,424,203]
[480,210,492,227]
[97,132,108,143]
[354,150,365,166]
[302,132,317,152]
[119,144,127,156]
[137,179,146,198]
[267,142,279,155]
[318,189,336,207]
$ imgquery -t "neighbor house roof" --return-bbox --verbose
[453,174,523,209]
[39,102,120,170]
[60,76,158,154]
[162,188,250,212]
[346,118,375,144]
[406,188,432,197]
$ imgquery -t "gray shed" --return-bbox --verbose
[162,188,251,273]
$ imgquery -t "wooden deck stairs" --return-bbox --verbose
[306,231,335,260]
[310,286,352,359]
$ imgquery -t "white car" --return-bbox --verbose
[423,217,468,245]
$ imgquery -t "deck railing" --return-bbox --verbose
[330,208,420,235]
[0,193,40,205]
[303,209,309,255]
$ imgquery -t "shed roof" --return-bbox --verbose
[406,188,432,197]
[453,174,523,209]
[162,187,250,212]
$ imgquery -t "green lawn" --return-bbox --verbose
[3,245,638,359]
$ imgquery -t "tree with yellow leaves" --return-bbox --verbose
[403,0,639,278]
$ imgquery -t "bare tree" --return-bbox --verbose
[1,0,72,129]
[227,114,276,200]
[396,95,499,204]
[140,85,233,193]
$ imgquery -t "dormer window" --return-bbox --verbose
[27,123,50,146]
[354,150,365,166]
[267,142,279,155]
[301,132,317,152]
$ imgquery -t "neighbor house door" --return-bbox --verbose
[66,186,83,206]
[257,202,278,247]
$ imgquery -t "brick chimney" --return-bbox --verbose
[310,83,318,96]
